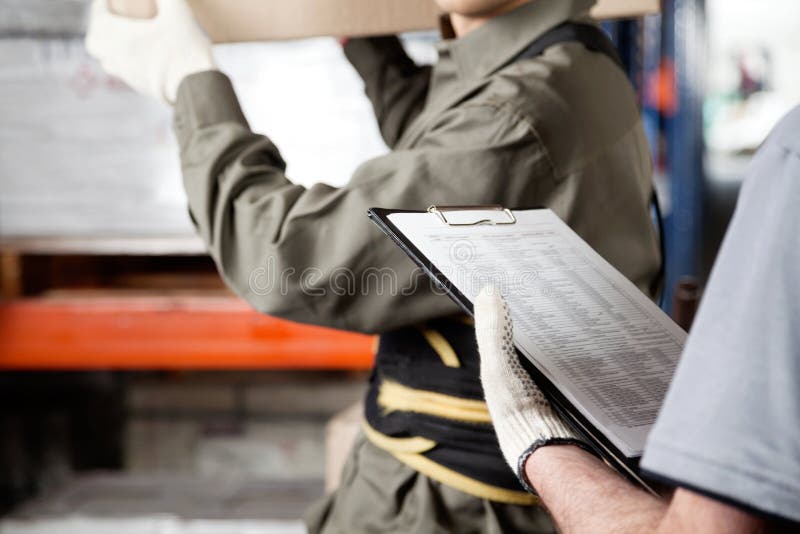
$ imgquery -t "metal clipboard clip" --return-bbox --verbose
[427,205,517,227]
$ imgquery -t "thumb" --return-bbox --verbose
[475,286,515,375]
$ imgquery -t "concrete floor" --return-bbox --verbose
[1,517,304,534]
[1,474,313,534]
[0,372,367,533]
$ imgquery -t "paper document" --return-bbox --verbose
[388,209,685,457]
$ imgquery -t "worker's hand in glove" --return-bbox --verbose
[85,0,216,104]
[475,287,590,493]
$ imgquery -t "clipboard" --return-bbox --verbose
[368,204,664,496]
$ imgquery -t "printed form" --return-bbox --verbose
[388,209,686,457]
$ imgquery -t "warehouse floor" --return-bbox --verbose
[2,517,303,534]
[1,474,310,534]
[0,371,367,534]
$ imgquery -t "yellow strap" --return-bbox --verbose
[362,421,436,454]
[455,315,475,326]
[394,450,539,506]
[363,423,538,506]
[378,380,492,424]
[418,327,461,368]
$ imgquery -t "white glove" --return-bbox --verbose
[475,287,586,492]
[85,0,216,104]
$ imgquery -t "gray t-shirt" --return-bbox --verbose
[641,105,800,523]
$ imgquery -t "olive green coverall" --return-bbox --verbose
[172,0,660,531]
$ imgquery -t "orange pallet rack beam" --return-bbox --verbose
[0,296,376,370]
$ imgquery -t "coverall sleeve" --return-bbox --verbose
[173,71,548,334]
[342,36,432,148]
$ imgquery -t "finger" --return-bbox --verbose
[89,0,152,28]
[85,0,111,55]
[475,286,514,366]
[86,0,150,56]
[85,1,131,59]
[475,287,542,395]
[155,0,195,22]
[88,0,109,20]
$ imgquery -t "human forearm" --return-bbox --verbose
[173,70,293,251]
[527,445,665,533]
[173,72,319,322]
[527,446,768,534]
[343,36,431,147]
[171,71,472,332]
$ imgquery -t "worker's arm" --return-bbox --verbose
[473,289,770,534]
[85,0,549,334]
[527,445,766,534]
[343,37,432,147]
[173,71,544,334]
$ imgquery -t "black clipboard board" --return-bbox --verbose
[368,205,662,496]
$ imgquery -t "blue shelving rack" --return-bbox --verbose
[607,1,707,313]
[663,0,707,313]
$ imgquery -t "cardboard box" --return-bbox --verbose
[324,401,363,493]
[109,0,660,42]
[591,0,660,20]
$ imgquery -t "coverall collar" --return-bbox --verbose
[436,0,596,82]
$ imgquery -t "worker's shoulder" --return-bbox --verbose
[766,105,800,156]
[475,41,642,153]
[733,105,800,225]
[477,43,639,138]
